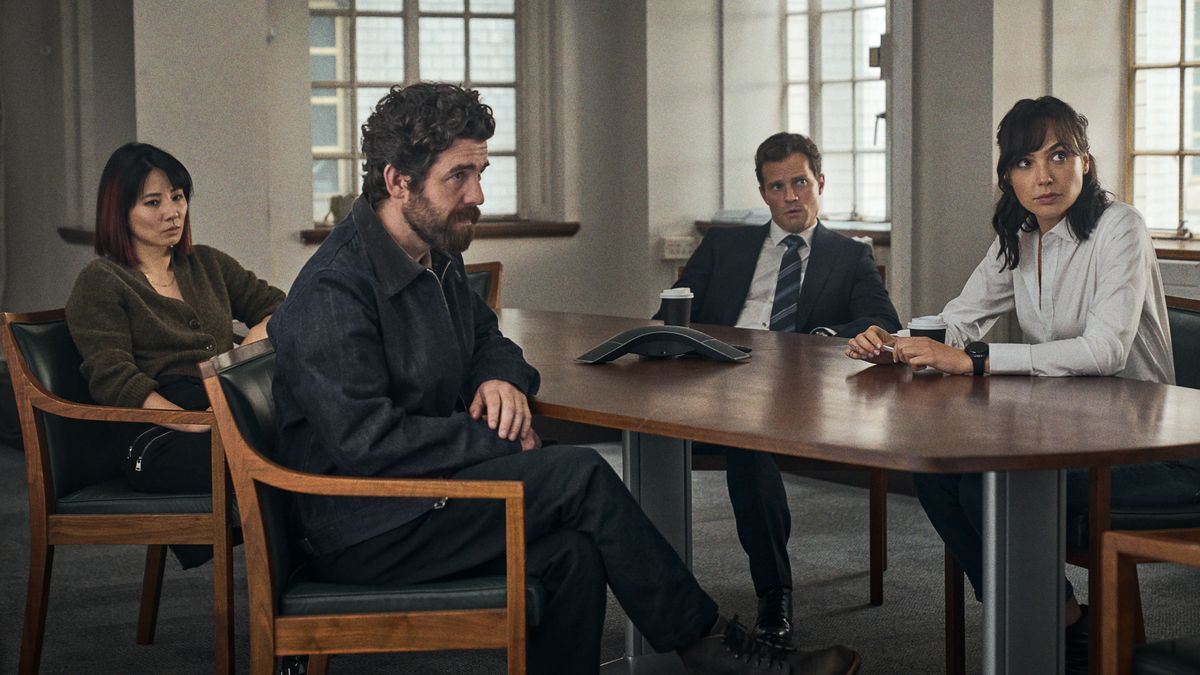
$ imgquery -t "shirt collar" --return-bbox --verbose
[1040,215,1079,245]
[768,219,818,248]
[351,197,451,296]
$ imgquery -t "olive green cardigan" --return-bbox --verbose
[65,245,285,408]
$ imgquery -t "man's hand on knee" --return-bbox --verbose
[470,379,531,441]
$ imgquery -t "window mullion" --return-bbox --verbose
[404,0,420,83]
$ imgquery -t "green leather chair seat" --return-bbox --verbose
[55,478,211,514]
[1135,635,1200,675]
[280,575,545,626]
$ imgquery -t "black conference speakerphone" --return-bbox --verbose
[576,325,751,364]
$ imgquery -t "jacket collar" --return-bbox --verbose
[350,197,452,296]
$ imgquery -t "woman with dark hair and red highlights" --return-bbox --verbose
[847,97,1199,673]
[66,143,283,566]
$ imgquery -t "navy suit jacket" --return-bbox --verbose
[668,222,900,337]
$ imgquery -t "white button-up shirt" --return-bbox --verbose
[939,201,1174,384]
[735,221,816,330]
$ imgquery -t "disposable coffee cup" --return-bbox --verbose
[907,315,947,343]
[660,287,694,327]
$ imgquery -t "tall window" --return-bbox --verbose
[308,0,518,224]
[785,0,888,223]
[1129,0,1200,236]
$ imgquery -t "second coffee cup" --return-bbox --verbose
[907,315,947,343]
[660,288,694,327]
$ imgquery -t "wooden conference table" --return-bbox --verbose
[496,308,1200,675]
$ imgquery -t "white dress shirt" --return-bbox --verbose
[735,221,816,330]
[939,201,1174,384]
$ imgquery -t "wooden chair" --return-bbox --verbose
[465,261,504,311]
[1,309,233,674]
[1101,528,1200,675]
[200,340,542,674]
[942,295,1200,675]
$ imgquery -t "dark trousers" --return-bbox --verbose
[914,463,1200,602]
[308,446,718,675]
[695,442,792,596]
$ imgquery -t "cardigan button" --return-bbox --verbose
[204,343,214,351]
[189,319,201,329]
[432,497,448,510]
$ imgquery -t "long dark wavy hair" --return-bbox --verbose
[993,97,1111,270]
[360,82,495,208]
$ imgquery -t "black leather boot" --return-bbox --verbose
[678,615,860,675]
[755,586,794,647]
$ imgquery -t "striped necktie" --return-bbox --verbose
[769,234,805,332]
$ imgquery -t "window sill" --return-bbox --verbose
[58,227,95,246]
[300,219,580,245]
[694,221,891,247]
[1153,238,1200,261]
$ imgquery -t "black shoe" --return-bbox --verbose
[755,586,794,647]
[1065,605,1088,675]
[278,655,308,675]
[678,615,860,674]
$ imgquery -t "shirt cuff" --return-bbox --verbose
[987,343,1032,375]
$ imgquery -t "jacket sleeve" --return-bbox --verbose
[825,242,902,337]
[466,287,540,397]
[272,268,520,480]
[64,265,159,408]
[208,247,285,327]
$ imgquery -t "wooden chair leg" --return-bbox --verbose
[869,468,887,606]
[1101,540,1138,675]
[1130,565,1146,645]
[944,546,966,675]
[137,545,168,645]
[213,533,234,675]
[19,543,53,675]
[308,655,330,675]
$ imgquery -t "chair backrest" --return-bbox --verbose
[5,311,122,498]
[465,261,503,311]
[1167,299,1200,390]
[211,342,294,602]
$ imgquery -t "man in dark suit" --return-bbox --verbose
[664,132,900,646]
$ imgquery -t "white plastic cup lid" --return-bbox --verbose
[908,315,947,329]
[661,287,694,299]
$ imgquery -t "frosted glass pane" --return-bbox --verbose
[1134,69,1180,151]
[788,84,810,135]
[1186,68,1200,150]
[787,0,808,11]
[821,11,853,80]
[471,0,514,13]
[420,17,466,81]
[855,7,885,79]
[1135,0,1181,63]
[469,18,515,82]
[477,87,516,151]
[821,153,854,218]
[1186,156,1200,233]
[856,152,887,220]
[359,0,404,10]
[357,17,404,83]
[856,81,886,150]
[1134,155,1180,229]
[310,16,336,47]
[482,155,517,216]
[824,0,852,9]
[356,87,391,148]
[419,0,464,10]
[309,16,348,82]
[1188,0,1200,60]
[821,82,854,151]
[311,88,351,152]
[310,0,349,9]
[313,159,357,223]
[787,14,808,82]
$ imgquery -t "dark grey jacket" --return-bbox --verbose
[270,198,539,555]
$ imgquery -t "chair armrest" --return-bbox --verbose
[24,387,212,426]
[247,462,524,502]
[1103,528,1200,568]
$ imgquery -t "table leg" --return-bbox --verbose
[600,431,692,674]
[982,470,1066,675]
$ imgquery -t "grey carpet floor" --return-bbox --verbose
[1,440,1198,674]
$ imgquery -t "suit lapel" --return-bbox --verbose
[719,224,771,325]
[794,222,837,332]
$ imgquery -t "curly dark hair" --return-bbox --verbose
[993,96,1111,270]
[755,132,822,186]
[360,82,495,208]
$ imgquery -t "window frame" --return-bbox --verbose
[784,0,890,224]
[308,0,522,222]
[1126,0,1199,238]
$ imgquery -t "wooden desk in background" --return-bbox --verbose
[498,309,1200,675]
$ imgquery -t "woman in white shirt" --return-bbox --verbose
[847,96,1200,674]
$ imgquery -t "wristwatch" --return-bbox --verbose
[964,341,989,376]
[809,326,837,337]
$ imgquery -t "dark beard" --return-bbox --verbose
[404,191,480,254]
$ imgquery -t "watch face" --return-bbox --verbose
[966,341,988,357]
